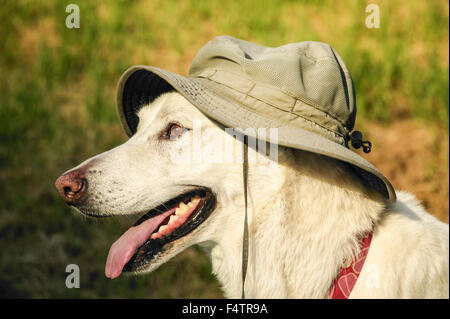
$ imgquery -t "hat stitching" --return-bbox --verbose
[199,68,349,128]
[303,51,335,64]
[195,74,347,140]
[202,68,321,110]
[196,80,347,145]
[177,72,347,141]
[287,112,346,144]
[173,75,276,128]
[188,73,349,145]
[185,77,283,129]
[245,82,256,97]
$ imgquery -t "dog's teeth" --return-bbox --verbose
[169,215,178,224]
[187,202,194,208]
[175,205,188,216]
[179,202,188,210]
[151,233,158,239]
[159,225,167,232]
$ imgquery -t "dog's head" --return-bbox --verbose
[55,92,279,278]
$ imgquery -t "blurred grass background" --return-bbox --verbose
[0,0,448,298]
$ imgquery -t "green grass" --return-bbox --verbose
[0,0,448,298]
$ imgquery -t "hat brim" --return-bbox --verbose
[116,65,396,202]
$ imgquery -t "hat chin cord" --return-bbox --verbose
[241,135,249,299]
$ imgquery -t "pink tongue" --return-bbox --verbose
[105,208,175,279]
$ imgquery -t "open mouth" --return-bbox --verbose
[105,188,216,279]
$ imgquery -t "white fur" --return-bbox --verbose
[68,92,449,298]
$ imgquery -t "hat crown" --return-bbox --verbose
[189,36,356,145]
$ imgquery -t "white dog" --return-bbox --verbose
[55,92,449,298]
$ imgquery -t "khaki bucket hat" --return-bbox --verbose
[116,35,396,202]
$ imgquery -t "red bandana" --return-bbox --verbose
[328,232,373,299]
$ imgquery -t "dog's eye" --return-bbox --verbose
[166,123,186,140]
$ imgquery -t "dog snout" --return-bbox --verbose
[55,170,88,205]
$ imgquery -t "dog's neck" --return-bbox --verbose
[204,148,386,298]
